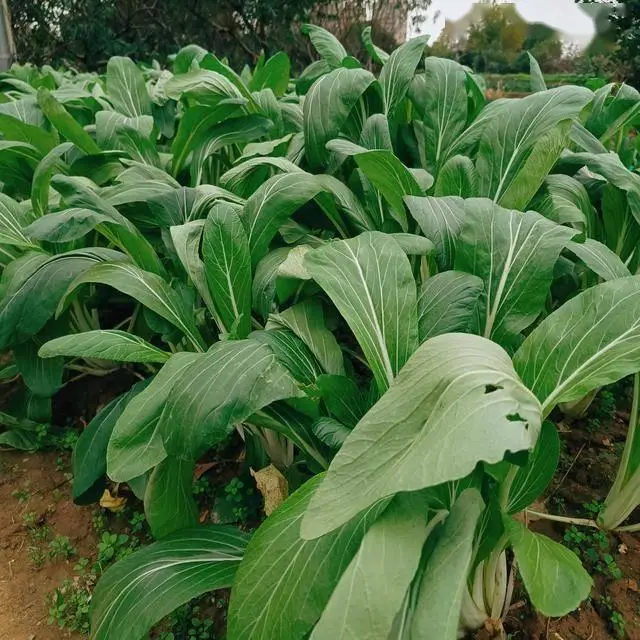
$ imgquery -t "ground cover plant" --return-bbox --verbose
[2,22,640,640]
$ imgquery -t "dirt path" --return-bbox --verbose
[0,450,96,640]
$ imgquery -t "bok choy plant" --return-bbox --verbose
[4,21,640,640]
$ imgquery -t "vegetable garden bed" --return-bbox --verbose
[2,23,640,640]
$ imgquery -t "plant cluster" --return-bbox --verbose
[3,22,640,640]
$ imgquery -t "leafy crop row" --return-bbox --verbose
[2,23,640,640]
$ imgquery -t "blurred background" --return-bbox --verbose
[2,1,637,89]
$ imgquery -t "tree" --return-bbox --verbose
[464,4,527,72]
[7,0,430,70]
[576,0,640,86]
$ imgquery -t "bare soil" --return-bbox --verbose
[0,450,96,640]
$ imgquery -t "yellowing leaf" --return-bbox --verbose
[100,488,126,512]
[251,465,288,515]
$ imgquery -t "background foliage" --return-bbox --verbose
[7,0,430,70]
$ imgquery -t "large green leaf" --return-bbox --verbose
[405,195,465,270]
[241,172,325,266]
[378,36,427,115]
[145,457,199,537]
[24,207,111,243]
[311,492,431,640]
[220,155,302,196]
[0,193,37,249]
[95,111,154,149]
[304,232,418,393]
[302,333,541,539]
[0,248,125,350]
[91,526,248,640]
[410,489,485,639]
[532,174,592,228]
[567,238,631,281]
[0,111,57,154]
[107,353,200,482]
[171,103,243,176]
[158,339,302,460]
[14,336,63,397]
[227,475,386,640]
[455,199,577,345]
[39,330,170,364]
[52,175,166,276]
[106,56,152,117]
[249,51,290,97]
[199,53,253,102]
[73,381,147,502]
[513,276,640,414]
[303,67,375,169]
[301,24,348,68]
[63,262,206,351]
[251,328,324,386]
[410,57,468,174]
[498,121,573,211]
[31,142,73,217]
[528,53,547,93]
[170,221,217,316]
[361,26,389,65]
[163,69,244,105]
[475,87,592,205]
[328,145,425,230]
[507,518,592,617]
[202,202,252,338]
[434,155,478,198]
[418,271,484,343]
[506,420,560,515]
[560,150,640,224]
[251,248,290,319]
[268,299,345,376]
[188,115,274,186]
[37,88,101,155]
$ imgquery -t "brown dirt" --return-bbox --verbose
[0,450,96,640]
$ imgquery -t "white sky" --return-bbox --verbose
[415,0,597,45]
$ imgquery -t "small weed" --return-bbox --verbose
[193,475,214,498]
[224,477,253,523]
[91,509,107,535]
[584,501,604,518]
[129,510,147,534]
[12,487,31,503]
[158,603,216,640]
[601,595,626,638]
[611,611,626,638]
[564,526,623,580]
[47,578,91,635]
[48,535,76,561]
[28,545,46,568]
[22,511,36,527]
[97,532,137,567]
[595,389,616,420]
[23,511,51,540]
[587,417,600,433]
[53,430,79,452]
